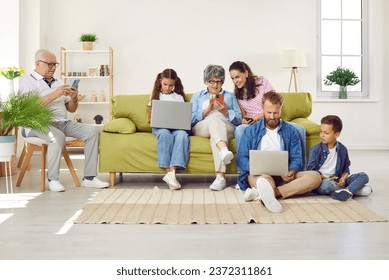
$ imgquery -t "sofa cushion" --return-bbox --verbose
[280,92,312,121]
[290,118,321,137]
[103,117,136,134]
[112,95,151,132]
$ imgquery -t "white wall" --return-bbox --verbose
[0,0,19,96]
[16,0,389,149]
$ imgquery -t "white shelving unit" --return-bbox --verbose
[60,47,113,147]
[60,47,113,125]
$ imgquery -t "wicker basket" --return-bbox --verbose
[0,156,17,176]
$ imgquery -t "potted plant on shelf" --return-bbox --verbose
[79,33,98,51]
[324,67,360,99]
[0,91,53,159]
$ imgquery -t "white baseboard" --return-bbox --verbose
[347,144,389,150]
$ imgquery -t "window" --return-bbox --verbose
[317,0,368,98]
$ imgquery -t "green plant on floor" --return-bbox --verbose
[0,91,53,136]
[79,33,98,42]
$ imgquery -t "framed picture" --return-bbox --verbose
[88,67,97,76]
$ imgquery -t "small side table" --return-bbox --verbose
[0,155,13,194]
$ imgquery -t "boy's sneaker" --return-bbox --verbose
[210,175,227,191]
[48,180,65,192]
[331,189,353,201]
[256,178,282,213]
[356,185,373,197]
[219,148,234,165]
[243,188,261,202]
[162,172,181,190]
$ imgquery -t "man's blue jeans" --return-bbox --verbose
[313,172,369,195]
[152,128,190,170]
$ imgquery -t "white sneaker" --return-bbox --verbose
[48,180,65,192]
[356,185,373,197]
[162,171,181,190]
[244,188,261,202]
[210,175,227,191]
[81,177,109,189]
[219,148,234,165]
[256,178,282,213]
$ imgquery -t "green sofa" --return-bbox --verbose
[99,92,320,186]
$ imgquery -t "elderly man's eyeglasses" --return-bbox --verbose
[208,80,223,85]
[38,60,60,68]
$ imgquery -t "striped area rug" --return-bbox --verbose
[74,187,387,224]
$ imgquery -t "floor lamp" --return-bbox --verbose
[281,50,307,92]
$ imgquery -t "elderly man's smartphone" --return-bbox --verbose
[70,79,80,89]
[215,94,224,103]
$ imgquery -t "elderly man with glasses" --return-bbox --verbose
[19,49,109,192]
[191,64,242,191]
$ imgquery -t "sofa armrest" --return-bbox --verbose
[103,118,136,134]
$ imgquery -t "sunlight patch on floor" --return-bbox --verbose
[56,209,83,235]
[0,213,13,224]
[0,192,42,209]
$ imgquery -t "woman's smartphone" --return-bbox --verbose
[215,94,224,103]
[244,117,254,123]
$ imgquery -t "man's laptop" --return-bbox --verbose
[150,100,192,130]
[249,150,289,176]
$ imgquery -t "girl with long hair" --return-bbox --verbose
[148,69,189,190]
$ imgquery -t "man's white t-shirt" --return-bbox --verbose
[260,127,281,151]
[19,71,71,122]
[19,71,72,135]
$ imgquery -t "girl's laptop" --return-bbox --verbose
[249,150,289,176]
[150,100,192,130]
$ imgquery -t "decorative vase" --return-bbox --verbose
[0,135,17,177]
[0,135,16,158]
[339,85,347,99]
[1,79,15,101]
[8,79,15,94]
[83,41,94,51]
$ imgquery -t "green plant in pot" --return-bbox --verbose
[0,91,53,157]
[324,67,360,99]
[79,33,98,51]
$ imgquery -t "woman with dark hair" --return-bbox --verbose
[148,69,189,190]
[229,61,306,161]
[190,64,242,191]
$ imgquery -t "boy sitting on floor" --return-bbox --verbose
[307,115,372,201]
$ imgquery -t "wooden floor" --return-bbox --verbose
[0,150,388,260]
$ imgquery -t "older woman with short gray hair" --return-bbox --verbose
[203,64,225,84]
[190,64,242,191]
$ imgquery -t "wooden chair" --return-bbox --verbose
[16,137,80,192]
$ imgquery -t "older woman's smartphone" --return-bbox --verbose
[215,94,224,103]
[244,117,254,123]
